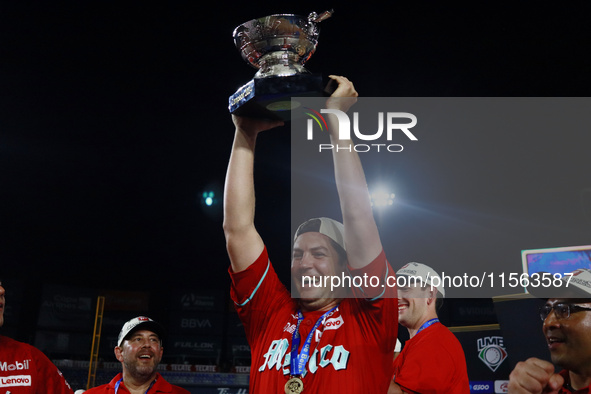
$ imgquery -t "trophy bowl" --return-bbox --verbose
[233,14,320,78]
[229,11,333,120]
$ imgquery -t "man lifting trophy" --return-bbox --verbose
[228,10,333,121]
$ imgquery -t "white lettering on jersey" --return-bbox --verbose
[308,345,350,374]
[0,375,32,387]
[259,341,350,375]
[330,345,350,370]
[258,339,290,372]
[0,360,30,372]
[314,329,323,343]
[323,316,344,331]
[283,322,296,334]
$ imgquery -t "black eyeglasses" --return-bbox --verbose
[539,303,591,321]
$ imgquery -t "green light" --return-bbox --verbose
[202,191,215,207]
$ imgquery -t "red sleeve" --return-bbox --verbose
[228,246,292,343]
[229,246,273,305]
[348,249,397,300]
[346,250,398,351]
[32,346,74,394]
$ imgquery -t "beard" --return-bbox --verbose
[123,355,159,382]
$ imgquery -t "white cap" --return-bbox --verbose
[294,217,345,251]
[396,262,446,298]
[117,316,165,347]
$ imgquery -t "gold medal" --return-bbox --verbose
[285,376,304,394]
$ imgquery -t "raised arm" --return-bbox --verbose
[223,115,284,272]
[325,75,383,269]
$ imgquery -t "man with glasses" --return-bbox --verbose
[508,268,591,393]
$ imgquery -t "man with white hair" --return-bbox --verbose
[388,263,469,394]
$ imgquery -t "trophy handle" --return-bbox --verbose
[308,9,334,23]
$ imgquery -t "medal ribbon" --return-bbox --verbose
[290,306,337,377]
[416,318,439,335]
[114,377,156,394]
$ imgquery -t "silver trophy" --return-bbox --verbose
[228,10,333,121]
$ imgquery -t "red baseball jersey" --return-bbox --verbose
[229,246,398,393]
[392,322,470,393]
[85,372,190,393]
[0,335,74,393]
[557,370,591,393]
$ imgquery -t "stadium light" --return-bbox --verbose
[370,188,395,208]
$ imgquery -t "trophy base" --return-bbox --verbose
[229,74,328,121]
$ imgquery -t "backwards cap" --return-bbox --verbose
[294,217,346,251]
